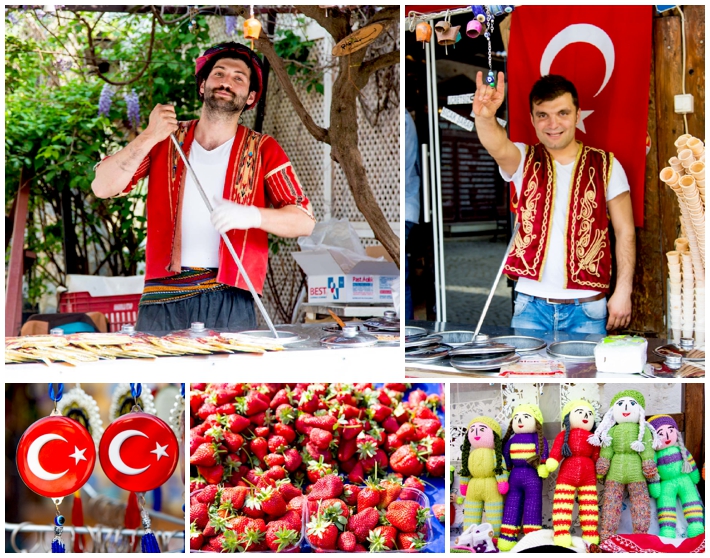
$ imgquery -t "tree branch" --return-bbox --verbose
[294,5,350,41]
[357,49,400,86]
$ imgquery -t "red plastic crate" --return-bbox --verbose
[59,291,142,333]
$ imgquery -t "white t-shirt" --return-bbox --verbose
[181,137,235,268]
[500,142,630,299]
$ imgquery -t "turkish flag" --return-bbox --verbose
[507,6,653,227]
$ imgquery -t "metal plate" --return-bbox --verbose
[405,343,451,357]
[450,353,521,371]
[320,329,379,348]
[547,340,597,362]
[448,342,516,357]
[490,335,547,353]
[436,330,477,347]
[227,330,303,344]
[405,334,443,349]
[404,326,428,341]
[405,344,451,362]
[653,344,705,362]
[321,322,365,334]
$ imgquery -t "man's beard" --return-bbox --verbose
[204,86,249,116]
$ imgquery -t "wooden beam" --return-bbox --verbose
[630,28,663,334]
[5,175,30,337]
[683,5,705,138]
[682,383,704,471]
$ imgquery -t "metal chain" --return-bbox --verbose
[485,6,495,74]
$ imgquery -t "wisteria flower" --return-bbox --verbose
[98,83,114,117]
[225,15,237,36]
[125,89,140,129]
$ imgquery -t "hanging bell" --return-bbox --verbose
[471,5,486,23]
[416,21,432,45]
[244,16,262,40]
[435,23,461,47]
[466,18,484,39]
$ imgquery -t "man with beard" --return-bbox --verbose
[471,72,635,335]
[92,43,315,332]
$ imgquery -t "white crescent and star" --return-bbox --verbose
[108,429,171,475]
[540,24,616,134]
[27,433,88,481]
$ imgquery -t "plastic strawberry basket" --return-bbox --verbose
[303,486,433,553]
[189,487,305,553]
[59,291,141,332]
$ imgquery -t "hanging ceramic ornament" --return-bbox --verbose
[57,384,103,553]
[466,17,484,39]
[16,384,97,553]
[244,6,261,50]
[99,384,178,553]
[416,21,432,48]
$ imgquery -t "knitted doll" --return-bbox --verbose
[498,404,549,551]
[589,390,659,542]
[545,399,600,547]
[459,416,509,537]
[647,415,704,538]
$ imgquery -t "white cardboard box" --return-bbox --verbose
[292,249,399,303]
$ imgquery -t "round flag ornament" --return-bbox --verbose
[17,415,96,498]
[99,411,178,492]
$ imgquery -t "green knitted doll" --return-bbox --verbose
[589,390,659,542]
[647,415,704,538]
[458,416,509,537]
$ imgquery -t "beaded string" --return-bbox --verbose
[484,6,496,88]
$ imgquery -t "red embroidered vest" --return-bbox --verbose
[504,143,614,292]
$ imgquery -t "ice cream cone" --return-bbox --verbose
[675,238,689,252]
[690,161,705,180]
[669,156,684,173]
[675,134,692,151]
[679,148,695,169]
[660,167,680,186]
[666,251,680,265]
[687,137,704,158]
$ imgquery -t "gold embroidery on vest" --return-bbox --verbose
[505,147,553,277]
[232,130,262,204]
[568,147,609,289]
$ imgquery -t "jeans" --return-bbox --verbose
[404,221,415,320]
[510,292,608,335]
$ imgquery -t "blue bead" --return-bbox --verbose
[486,76,494,84]
[54,515,65,526]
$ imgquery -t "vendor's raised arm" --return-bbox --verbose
[92,104,178,199]
[471,71,521,177]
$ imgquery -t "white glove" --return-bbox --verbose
[210,196,262,233]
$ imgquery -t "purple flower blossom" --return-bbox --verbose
[125,89,140,129]
[98,83,114,117]
[54,58,72,72]
[225,15,237,36]
[6,11,18,25]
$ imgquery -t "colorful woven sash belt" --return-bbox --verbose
[139,267,229,306]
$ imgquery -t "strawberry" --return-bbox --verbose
[357,484,381,512]
[222,430,244,452]
[221,486,249,510]
[378,479,403,509]
[250,437,268,461]
[242,493,264,518]
[356,435,379,461]
[368,403,392,423]
[280,509,303,532]
[219,413,250,433]
[277,481,303,502]
[342,484,361,506]
[210,530,241,553]
[386,433,403,452]
[353,543,368,552]
[309,428,333,450]
[270,388,291,410]
[264,453,286,467]
[190,435,207,455]
[385,383,409,392]
[298,390,319,414]
[390,445,425,477]
[262,465,287,482]
[190,442,219,467]
[287,495,308,514]
[273,422,296,443]
[337,437,357,462]
[339,403,361,419]
[408,389,428,406]
[401,476,425,500]
[319,498,350,530]
[258,485,287,517]
[197,401,217,420]
[195,484,218,504]
[367,525,397,551]
[413,406,438,421]
[307,474,344,500]
[254,425,270,438]
[419,435,445,456]
[337,530,357,551]
[283,447,302,472]
[395,422,417,443]
[306,456,335,483]
[305,413,337,431]
[197,464,224,485]
[398,531,428,550]
[208,383,243,405]
[306,514,338,549]
[342,418,364,440]
[426,455,445,477]
[267,434,289,454]
[265,522,300,552]
[274,402,297,424]
[382,416,400,434]
[347,508,380,543]
[386,500,428,532]
[413,418,441,438]
[240,520,268,552]
[348,462,365,484]
[190,502,209,529]
[189,524,204,550]
[432,504,445,523]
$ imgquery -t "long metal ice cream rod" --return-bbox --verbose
[169,133,279,338]
[473,221,521,337]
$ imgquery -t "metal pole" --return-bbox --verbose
[473,222,520,336]
[169,134,278,337]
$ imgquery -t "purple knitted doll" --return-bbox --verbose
[497,404,549,551]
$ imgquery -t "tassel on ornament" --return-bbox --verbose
[72,490,85,553]
[139,492,161,553]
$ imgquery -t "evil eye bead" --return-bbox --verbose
[54,515,66,526]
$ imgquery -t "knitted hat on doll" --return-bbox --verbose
[589,390,657,452]
[648,414,694,473]
[561,399,595,422]
[467,416,502,437]
[513,403,544,425]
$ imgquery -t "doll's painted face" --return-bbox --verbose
[655,425,679,447]
[512,412,537,434]
[468,423,495,449]
[612,397,642,423]
[569,406,595,431]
